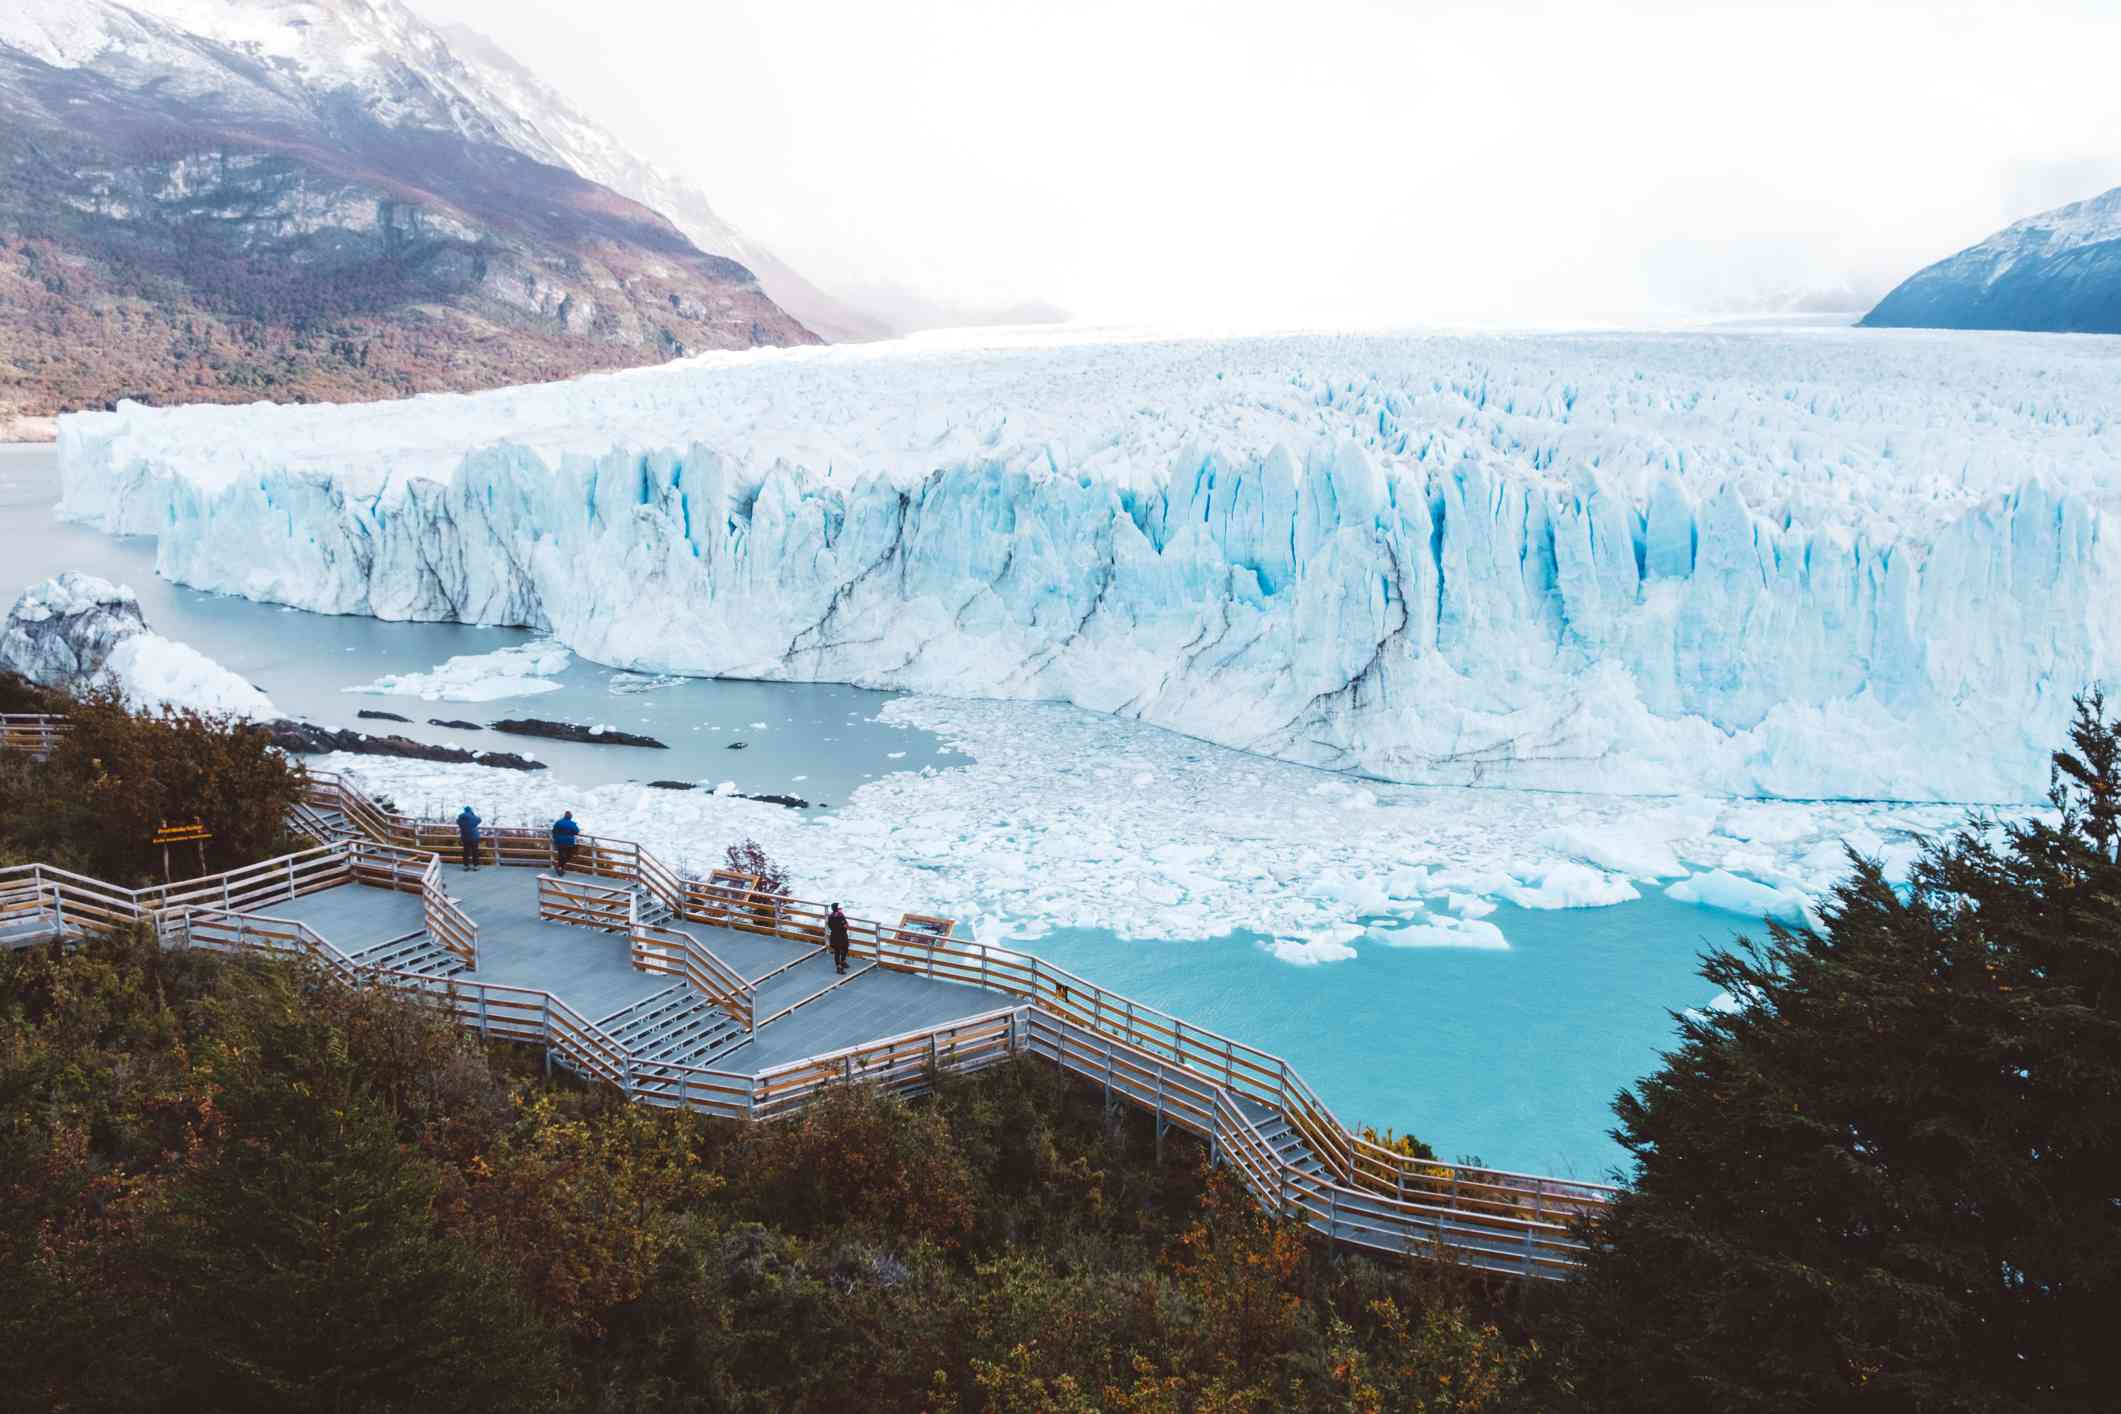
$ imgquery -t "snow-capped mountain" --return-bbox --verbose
[56,326,2121,806]
[0,0,817,423]
[1861,186,2121,333]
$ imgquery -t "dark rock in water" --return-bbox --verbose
[267,720,546,771]
[725,739,748,750]
[428,718,483,731]
[646,779,697,790]
[490,718,668,748]
[357,708,411,722]
[736,792,809,809]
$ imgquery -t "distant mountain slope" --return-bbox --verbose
[432,22,894,344]
[0,0,816,425]
[1861,187,2121,334]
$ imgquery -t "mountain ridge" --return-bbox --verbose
[1860,186,2121,333]
[0,0,819,428]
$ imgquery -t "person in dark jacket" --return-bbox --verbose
[551,811,581,874]
[827,902,851,974]
[456,806,482,872]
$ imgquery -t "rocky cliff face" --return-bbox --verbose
[0,0,818,422]
[1861,186,2121,334]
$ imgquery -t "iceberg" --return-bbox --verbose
[1,572,278,720]
[54,327,2121,802]
[345,638,572,702]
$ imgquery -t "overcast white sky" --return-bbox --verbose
[410,0,2121,325]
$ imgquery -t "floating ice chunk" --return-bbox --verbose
[1503,862,1641,909]
[713,781,738,796]
[1446,893,1497,918]
[1316,874,1392,914]
[1265,935,1360,965]
[1544,821,1687,880]
[609,671,684,694]
[887,750,906,759]
[1665,869,1808,922]
[1385,865,1431,898]
[346,639,570,702]
[749,721,768,730]
[1366,917,1510,950]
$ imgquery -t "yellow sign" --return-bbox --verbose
[152,820,214,845]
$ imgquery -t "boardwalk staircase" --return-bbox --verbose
[289,799,363,845]
[342,927,469,979]
[1240,1098,1334,1185]
[597,983,750,1078]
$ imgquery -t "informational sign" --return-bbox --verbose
[152,819,213,882]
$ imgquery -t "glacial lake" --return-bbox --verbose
[3,439,1766,1176]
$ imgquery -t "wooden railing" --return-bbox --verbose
[0,713,67,754]
[420,858,479,969]
[632,920,757,1030]
[749,1005,1026,1119]
[537,873,634,932]
[296,767,1620,1259]
[181,906,365,978]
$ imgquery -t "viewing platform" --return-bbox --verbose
[2,725,1617,1281]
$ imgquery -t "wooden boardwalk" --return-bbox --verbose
[265,869,1008,1071]
[2,716,1620,1280]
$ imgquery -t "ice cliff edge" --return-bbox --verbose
[53,330,2121,803]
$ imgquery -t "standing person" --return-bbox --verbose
[827,902,851,974]
[455,805,482,872]
[551,810,581,874]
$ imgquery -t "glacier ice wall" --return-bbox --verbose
[54,328,2121,801]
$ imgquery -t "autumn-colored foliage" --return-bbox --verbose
[0,688,301,883]
[0,932,1532,1412]
[725,836,792,895]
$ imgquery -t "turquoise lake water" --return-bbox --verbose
[1031,894,1756,1181]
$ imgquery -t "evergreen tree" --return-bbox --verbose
[1555,694,2121,1412]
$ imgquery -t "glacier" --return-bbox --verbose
[55,325,2121,802]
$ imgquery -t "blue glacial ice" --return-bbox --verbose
[55,325,2121,803]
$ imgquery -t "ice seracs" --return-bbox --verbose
[56,326,2121,803]
[1,571,277,720]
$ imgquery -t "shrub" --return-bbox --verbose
[725,836,790,894]
[4,688,301,884]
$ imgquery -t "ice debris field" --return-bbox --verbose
[58,326,2121,805]
[328,694,1966,964]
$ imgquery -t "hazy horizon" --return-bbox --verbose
[407,1,2114,325]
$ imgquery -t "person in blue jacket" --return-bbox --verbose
[551,810,581,874]
[456,805,482,872]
